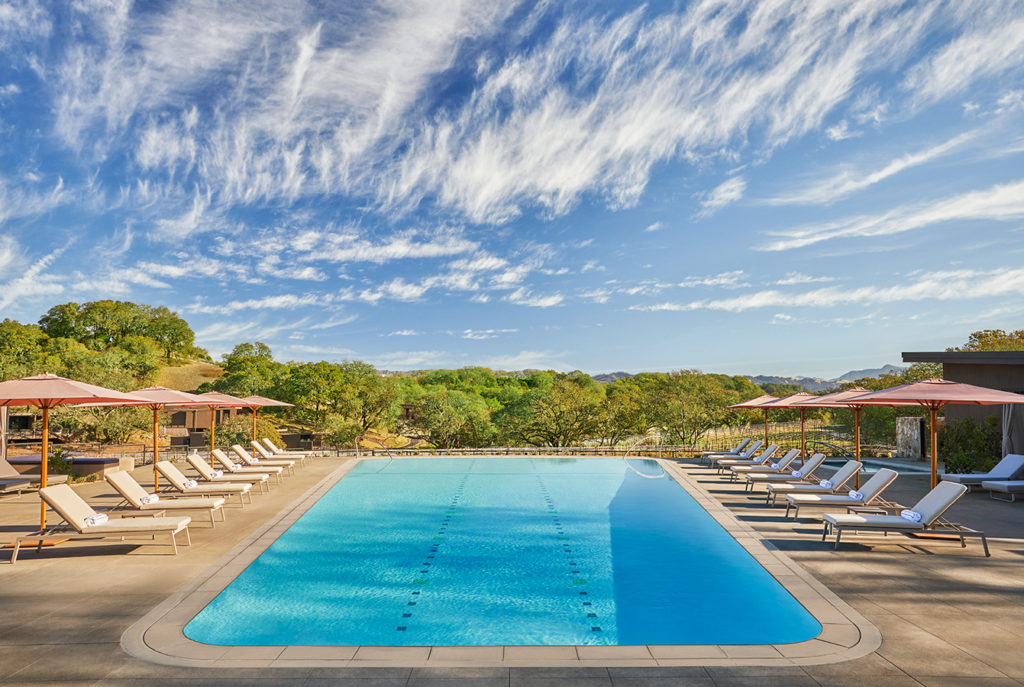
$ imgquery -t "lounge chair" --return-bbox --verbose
[821,481,988,556]
[765,460,863,505]
[232,445,295,474]
[942,454,1024,489]
[784,468,898,518]
[708,440,763,468]
[10,484,191,563]
[252,440,306,466]
[212,449,284,484]
[106,470,226,526]
[981,480,1024,502]
[744,453,825,492]
[698,438,751,465]
[155,461,253,506]
[728,448,799,481]
[185,452,271,493]
[715,444,778,473]
[1,456,67,488]
[261,438,309,461]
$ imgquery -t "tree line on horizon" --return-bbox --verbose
[1,300,1022,449]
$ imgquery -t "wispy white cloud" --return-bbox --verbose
[461,328,518,340]
[763,131,975,206]
[188,293,334,315]
[678,270,748,288]
[763,178,1024,251]
[506,287,563,308]
[478,350,572,371]
[696,176,746,218]
[644,221,664,232]
[630,267,1024,313]
[387,329,419,337]
[0,245,66,311]
[775,272,835,286]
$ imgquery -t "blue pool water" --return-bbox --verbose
[185,458,821,646]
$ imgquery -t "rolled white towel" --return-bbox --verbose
[140,493,160,505]
[229,462,239,470]
[791,469,803,478]
[900,509,923,523]
[770,463,779,469]
[848,490,864,500]
[819,479,834,489]
[183,479,198,489]
[250,456,260,463]
[84,513,108,527]
[211,469,223,478]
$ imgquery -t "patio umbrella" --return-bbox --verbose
[758,392,819,465]
[794,387,892,488]
[845,379,1024,488]
[728,395,778,446]
[195,391,250,456]
[240,395,294,443]
[0,373,146,528]
[76,387,209,489]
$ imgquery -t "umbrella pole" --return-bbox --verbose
[153,407,160,489]
[210,407,216,458]
[930,406,939,489]
[799,408,806,466]
[40,406,49,529]
[763,408,769,446]
[252,408,257,443]
[854,406,861,489]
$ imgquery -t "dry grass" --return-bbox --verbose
[156,360,223,391]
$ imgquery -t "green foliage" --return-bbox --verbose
[47,446,74,475]
[415,390,494,448]
[214,342,288,396]
[204,414,280,451]
[322,415,362,448]
[951,329,1024,352]
[52,406,151,443]
[939,416,1002,474]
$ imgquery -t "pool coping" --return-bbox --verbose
[121,456,881,668]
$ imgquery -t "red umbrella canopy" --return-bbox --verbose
[728,394,778,409]
[196,390,251,407]
[74,386,210,409]
[793,387,873,407]
[240,395,294,408]
[759,392,818,408]
[0,373,145,408]
[844,378,1024,408]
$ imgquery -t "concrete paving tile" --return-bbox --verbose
[510,667,611,678]
[305,667,412,679]
[915,678,1022,687]
[719,645,783,659]
[809,677,923,687]
[609,678,714,687]
[872,614,1005,678]
[607,666,709,678]
[412,666,507,678]
[352,646,431,662]
[5,642,127,681]
[278,646,358,660]
[302,679,408,687]
[710,677,820,687]
[424,647,504,663]
[405,679,508,687]
[648,645,726,659]
[802,651,905,678]
[510,678,612,687]
[503,646,578,660]
[705,666,810,677]
[575,646,653,660]
[899,614,1024,677]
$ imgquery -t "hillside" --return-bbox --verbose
[156,360,223,392]
[591,364,905,391]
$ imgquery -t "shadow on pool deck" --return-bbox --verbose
[1,456,1023,686]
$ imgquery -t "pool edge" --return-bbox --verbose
[121,456,881,668]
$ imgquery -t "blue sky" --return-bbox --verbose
[1,1,1023,378]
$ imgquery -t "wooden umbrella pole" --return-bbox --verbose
[799,408,806,465]
[41,406,49,529]
[930,405,939,489]
[210,407,216,458]
[153,407,160,489]
[252,407,257,443]
[854,406,861,489]
[763,408,769,446]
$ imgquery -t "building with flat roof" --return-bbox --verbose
[902,351,1024,454]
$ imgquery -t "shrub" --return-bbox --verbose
[939,416,1001,474]
[205,414,280,450]
[322,415,361,449]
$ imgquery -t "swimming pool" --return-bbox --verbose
[184,458,821,647]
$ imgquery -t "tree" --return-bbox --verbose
[415,390,494,448]
[215,342,287,396]
[335,361,399,432]
[147,306,195,360]
[38,303,84,341]
[500,373,605,446]
[952,329,1024,352]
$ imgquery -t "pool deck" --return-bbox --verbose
[2,454,1024,686]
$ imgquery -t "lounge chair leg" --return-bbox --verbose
[185,527,191,546]
[981,534,990,557]
[834,529,842,550]
[785,503,792,518]
[11,538,21,564]
[170,532,178,554]
[210,510,216,526]
[822,522,828,541]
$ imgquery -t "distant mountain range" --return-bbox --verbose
[592,364,905,391]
